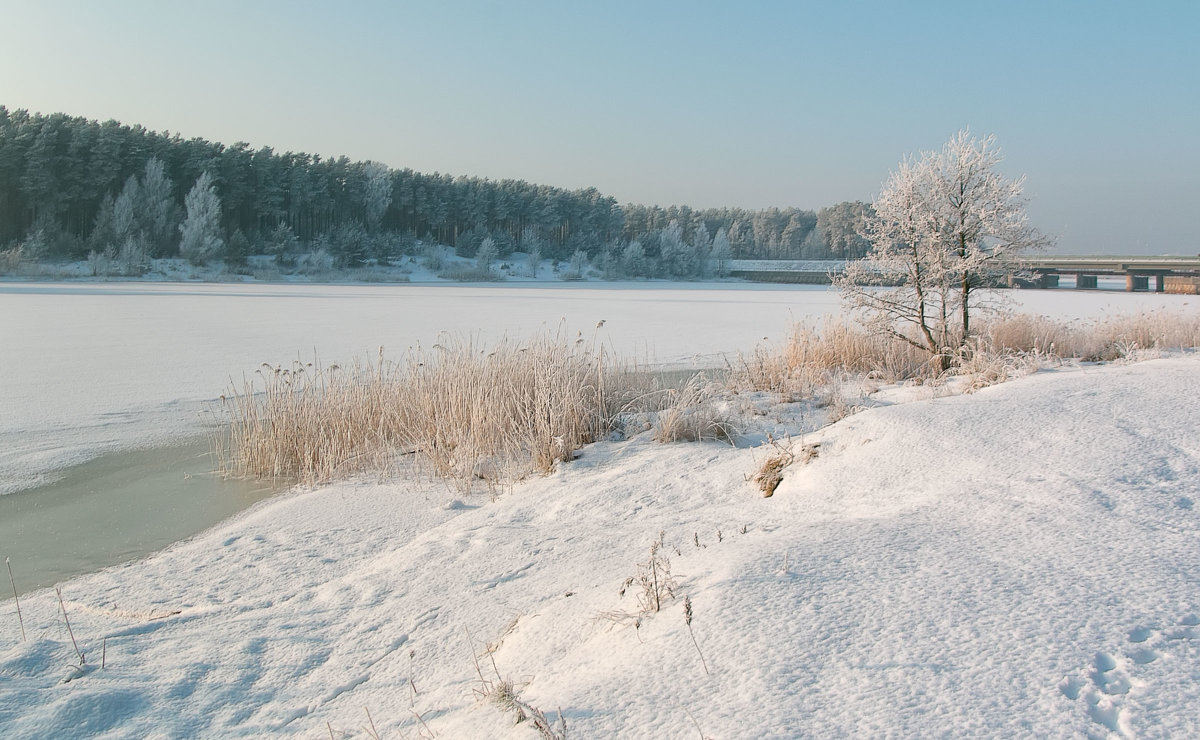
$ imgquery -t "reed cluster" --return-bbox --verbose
[975,310,1200,361]
[734,310,1200,397]
[731,318,930,397]
[217,328,638,489]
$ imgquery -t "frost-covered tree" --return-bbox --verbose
[598,242,620,279]
[475,236,498,274]
[138,157,177,256]
[89,193,117,253]
[691,220,711,254]
[622,239,646,278]
[525,243,542,277]
[711,227,732,277]
[691,221,712,276]
[362,161,392,233]
[112,174,139,247]
[659,220,698,278]
[266,221,300,262]
[836,130,1049,369]
[817,201,873,259]
[566,248,588,279]
[727,220,751,259]
[89,158,176,262]
[19,227,49,262]
[179,172,224,264]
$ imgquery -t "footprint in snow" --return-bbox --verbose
[1089,652,1131,696]
[1165,623,1200,640]
[1059,675,1086,701]
[1066,614,1200,735]
[1077,652,1133,735]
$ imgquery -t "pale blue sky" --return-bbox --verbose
[2,0,1197,254]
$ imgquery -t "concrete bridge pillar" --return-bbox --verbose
[1126,274,1149,291]
[1039,273,1059,289]
[1076,274,1098,289]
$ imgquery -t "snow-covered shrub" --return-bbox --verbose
[0,246,24,274]
[421,243,445,271]
[18,227,51,262]
[296,248,334,276]
[560,249,588,280]
[86,250,110,276]
[117,235,150,275]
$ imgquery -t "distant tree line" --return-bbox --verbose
[0,107,873,277]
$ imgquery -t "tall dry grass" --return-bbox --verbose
[651,374,739,443]
[217,329,644,489]
[730,318,932,398]
[975,310,1200,361]
[219,310,1199,487]
[734,310,1200,398]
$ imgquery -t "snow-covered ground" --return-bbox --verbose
[2,281,1198,737]
[2,354,1198,738]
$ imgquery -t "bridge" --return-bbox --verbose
[726,257,1200,294]
[726,260,845,284]
[1001,256,1200,293]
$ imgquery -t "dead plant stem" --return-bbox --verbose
[6,558,25,642]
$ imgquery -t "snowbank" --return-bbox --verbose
[2,356,1197,738]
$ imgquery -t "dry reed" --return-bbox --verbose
[976,310,1200,361]
[6,558,24,642]
[652,375,739,443]
[731,318,932,399]
[217,328,643,489]
[735,310,1200,398]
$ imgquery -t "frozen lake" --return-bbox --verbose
[0,280,1193,586]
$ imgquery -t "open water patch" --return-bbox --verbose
[0,438,289,592]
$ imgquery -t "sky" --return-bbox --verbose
[1,0,1197,255]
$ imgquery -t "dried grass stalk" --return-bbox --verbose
[217,328,642,490]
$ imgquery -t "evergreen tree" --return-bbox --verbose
[659,220,697,278]
[139,157,178,256]
[179,172,224,264]
[622,238,646,278]
[362,161,392,233]
[89,193,116,253]
[112,174,139,248]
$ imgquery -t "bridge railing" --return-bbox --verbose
[725,256,1200,293]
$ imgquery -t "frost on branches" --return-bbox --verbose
[836,130,1050,370]
[178,171,224,265]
